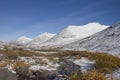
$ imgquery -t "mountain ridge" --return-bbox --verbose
[62,21,120,56]
[28,22,108,49]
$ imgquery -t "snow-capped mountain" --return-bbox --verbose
[62,22,120,56]
[10,36,32,46]
[29,22,108,49]
[26,32,56,48]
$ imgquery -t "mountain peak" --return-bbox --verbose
[60,22,108,39]
[29,22,108,49]
[17,36,32,40]
[38,32,56,37]
[62,21,120,55]
[66,22,108,29]
[26,32,56,47]
[10,36,32,46]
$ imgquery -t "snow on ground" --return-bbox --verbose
[18,56,36,64]
[0,59,16,74]
[0,47,4,50]
[29,63,60,71]
[6,64,16,74]
[19,56,60,72]
[106,69,120,80]
[0,56,60,74]
[73,57,95,73]
[34,51,58,54]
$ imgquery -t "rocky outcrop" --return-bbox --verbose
[0,68,18,80]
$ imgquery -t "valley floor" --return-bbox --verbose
[0,47,120,80]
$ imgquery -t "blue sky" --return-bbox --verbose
[0,0,120,41]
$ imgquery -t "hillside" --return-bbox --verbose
[30,22,108,49]
[26,32,56,48]
[10,36,32,46]
[62,22,120,56]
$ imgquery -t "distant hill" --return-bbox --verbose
[10,36,32,46]
[26,32,56,48]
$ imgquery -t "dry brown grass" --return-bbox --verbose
[0,60,9,67]
[0,47,120,77]
[13,60,28,72]
[0,47,34,59]
[70,69,106,80]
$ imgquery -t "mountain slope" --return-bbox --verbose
[62,22,120,56]
[26,32,56,48]
[10,36,32,46]
[32,22,108,49]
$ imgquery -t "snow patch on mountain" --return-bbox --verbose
[30,22,108,49]
[10,36,32,46]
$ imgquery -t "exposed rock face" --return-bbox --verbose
[57,60,81,76]
[0,68,18,80]
[6,59,81,80]
[62,22,120,56]
[16,56,81,80]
